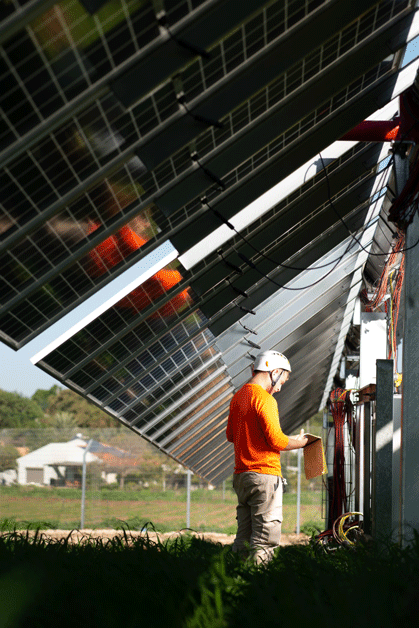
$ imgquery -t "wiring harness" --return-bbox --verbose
[360,230,405,386]
[315,512,364,549]
[327,388,354,525]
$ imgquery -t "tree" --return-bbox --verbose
[42,411,80,441]
[0,442,19,471]
[0,389,44,428]
[43,389,117,428]
[31,385,61,412]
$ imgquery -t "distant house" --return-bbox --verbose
[16,436,142,487]
[0,469,17,485]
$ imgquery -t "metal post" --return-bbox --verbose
[373,359,394,542]
[296,448,302,534]
[324,407,335,530]
[81,439,93,530]
[186,469,192,528]
[401,209,419,544]
[354,403,364,515]
[363,402,372,536]
[392,395,402,542]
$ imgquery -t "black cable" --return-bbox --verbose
[319,153,419,256]
[236,245,350,292]
[228,280,248,298]
[157,14,211,59]
[202,157,392,275]
[203,196,348,272]
[192,155,225,190]
[218,250,243,275]
[178,96,224,129]
[206,105,419,298]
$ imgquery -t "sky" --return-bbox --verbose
[0,39,418,399]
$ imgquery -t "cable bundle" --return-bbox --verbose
[315,512,364,548]
[363,231,405,313]
[361,231,405,379]
[388,152,419,229]
[328,388,354,525]
[387,241,405,365]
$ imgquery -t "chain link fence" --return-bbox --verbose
[0,428,323,535]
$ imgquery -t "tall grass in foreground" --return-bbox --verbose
[1,529,418,628]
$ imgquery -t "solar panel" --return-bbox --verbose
[1,0,417,482]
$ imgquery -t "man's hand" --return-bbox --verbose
[296,429,308,447]
[284,429,309,450]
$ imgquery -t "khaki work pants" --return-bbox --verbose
[232,471,283,564]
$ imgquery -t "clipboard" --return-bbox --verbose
[303,433,327,479]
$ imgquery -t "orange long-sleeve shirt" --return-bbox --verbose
[226,383,289,476]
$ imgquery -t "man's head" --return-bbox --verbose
[252,350,291,394]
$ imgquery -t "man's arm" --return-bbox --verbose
[283,430,308,450]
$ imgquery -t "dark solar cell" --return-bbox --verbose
[0,0,411,482]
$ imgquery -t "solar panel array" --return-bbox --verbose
[1,0,417,483]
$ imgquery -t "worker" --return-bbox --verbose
[226,349,308,564]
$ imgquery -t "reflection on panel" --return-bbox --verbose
[0,206,164,342]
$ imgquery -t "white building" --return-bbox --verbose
[16,436,142,486]
[16,437,98,486]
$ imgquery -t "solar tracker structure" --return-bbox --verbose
[1,0,418,483]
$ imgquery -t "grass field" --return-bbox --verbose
[0,485,323,534]
[0,528,418,628]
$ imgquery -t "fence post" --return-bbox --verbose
[81,439,93,529]
[296,448,302,534]
[186,469,192,528]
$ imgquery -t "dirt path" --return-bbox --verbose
[6,528,310,546]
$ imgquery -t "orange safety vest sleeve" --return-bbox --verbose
[226,383,289,476]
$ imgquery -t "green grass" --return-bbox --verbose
[0,486,323,534]
[0,529,418,628]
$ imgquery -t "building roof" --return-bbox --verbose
[17,436,142,467]
[17,438,98,466]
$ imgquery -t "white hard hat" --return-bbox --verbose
[253,350,291,373]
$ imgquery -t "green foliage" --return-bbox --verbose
[43,389,116,427]
[0,517,59,531]
[1,385,115,431]
[300,520,323,536]
[0,483,235,504]
[41,411,80,442]
[0,390,44,428]
[0,530,419,628]
[31,386,61,412]
[304,409,324,436]
[0,442,19,471]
